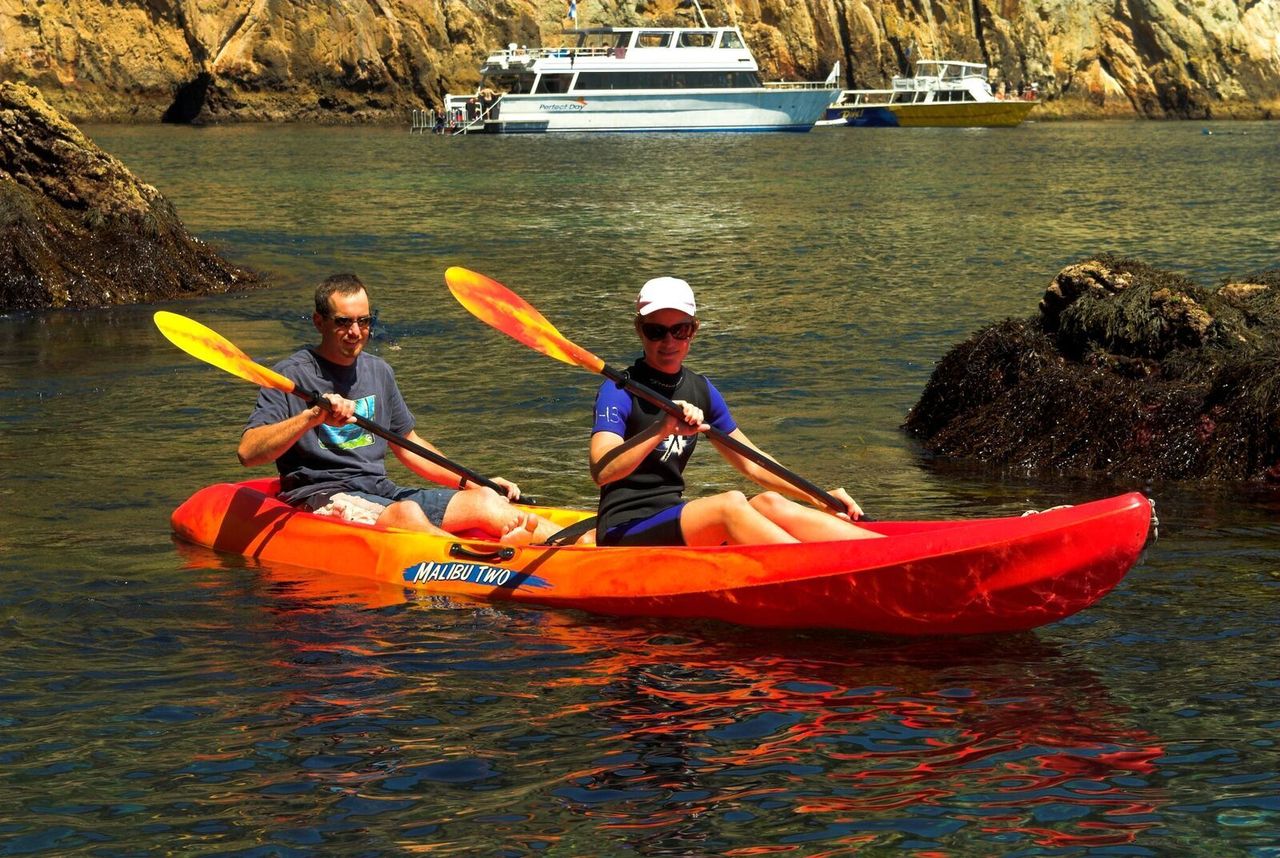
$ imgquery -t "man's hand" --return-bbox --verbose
[312,392,356,427]
[483,476,522,501]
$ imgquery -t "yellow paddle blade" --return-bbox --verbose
[445,267,605,373]
[153,311,297,394]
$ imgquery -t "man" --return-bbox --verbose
[239,273,555,543]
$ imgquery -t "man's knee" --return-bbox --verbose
[449,487,516,528]
[383,499,430,527]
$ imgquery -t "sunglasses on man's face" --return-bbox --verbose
[330,314,374,330]
[639,321,697,342]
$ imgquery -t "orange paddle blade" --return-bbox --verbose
[445,267,605,373]
[153,311,297,393]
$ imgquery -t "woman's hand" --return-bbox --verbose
[663,399,707,437]
[828,487,866,521]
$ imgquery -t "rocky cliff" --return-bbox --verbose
[2,0,1277,123]
[0,82,258,311]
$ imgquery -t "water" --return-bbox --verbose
[2,120,1278,854]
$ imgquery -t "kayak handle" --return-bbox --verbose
[450,544,516,563]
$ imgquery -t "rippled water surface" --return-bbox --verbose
[2,120,1278,855]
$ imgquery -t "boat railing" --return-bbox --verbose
[409,108,435,133]
[484,45,624,67]
[837,88,928,107]
[421,94,506,135]
[763,61,839,91]
[763,80,837,91]
[893,76,941,92]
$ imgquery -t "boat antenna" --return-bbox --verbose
[687,0,710,28]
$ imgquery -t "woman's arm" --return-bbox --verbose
[708,427,865,519]
[589,400,705,486]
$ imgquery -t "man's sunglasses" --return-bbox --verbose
[639,321,697,342]
[330,314,374,329]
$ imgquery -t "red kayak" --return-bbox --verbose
[171,478,1152,635]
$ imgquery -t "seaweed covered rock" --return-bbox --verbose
[905,255,1280,482]
[0,82,260,312]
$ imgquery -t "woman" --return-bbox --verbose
[589,276,880,546]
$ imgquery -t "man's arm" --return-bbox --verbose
[237,394,355,467]
[390,431,529,500]
[389,430,471,487]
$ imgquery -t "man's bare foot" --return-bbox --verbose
[499,513,540,546]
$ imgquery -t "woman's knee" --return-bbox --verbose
[749,491,789,516]
[715,490,751,512]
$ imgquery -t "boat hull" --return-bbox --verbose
[472,90,837,133]
[887,99,1037,127]
[171,479,1152,636]
[827,99,1037,128]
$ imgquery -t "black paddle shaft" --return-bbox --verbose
[601,365,850,516]
[297,386,522,500]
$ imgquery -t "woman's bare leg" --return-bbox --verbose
[749,492,882,541]
[679,491,799,545]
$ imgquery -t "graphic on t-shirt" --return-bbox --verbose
[320,395,376,450]
[658,434,691,462]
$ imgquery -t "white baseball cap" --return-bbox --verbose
[636,276,697,317]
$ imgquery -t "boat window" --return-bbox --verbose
[535,73,575,94]
[678,31,715,48]
[482,72,536,94]
[719,31,745,49]
[573,70,762,90]
[635,31,672,48]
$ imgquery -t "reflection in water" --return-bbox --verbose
[172,552,1168,854]
[532,624,1165,854]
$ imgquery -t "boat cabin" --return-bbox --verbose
[476,26,764,96]
[888,60,993,104]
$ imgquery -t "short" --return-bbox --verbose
[600,503,687,547]
[304,486,457,528]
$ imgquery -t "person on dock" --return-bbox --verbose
[588,276,881,546]
[238,272,556,544]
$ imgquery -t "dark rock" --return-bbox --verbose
[0,81,261,312]
[905,255,1280,482]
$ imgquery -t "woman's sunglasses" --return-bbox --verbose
[639,321,697,342]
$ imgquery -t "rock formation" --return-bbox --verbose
[0,82,259,311]
[0,0,1276,124]
[904,255,1280,482]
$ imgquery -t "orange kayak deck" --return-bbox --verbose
[171,478,1153,636]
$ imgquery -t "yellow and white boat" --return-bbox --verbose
[821,59,1038,128]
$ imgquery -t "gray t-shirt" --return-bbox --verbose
[244,347,416,505]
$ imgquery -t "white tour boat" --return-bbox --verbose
[436,23,839,134]
[820,59,1038,128]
